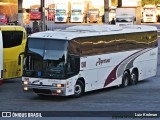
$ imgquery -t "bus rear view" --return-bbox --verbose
[30,8,41,20]
[0,14,8,24]
[0,26,27,84]
[48,8,55,20]
[143,5,157,23]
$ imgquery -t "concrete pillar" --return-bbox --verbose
[40,0,45,31]
[104,0,110,24]
[18,0,23,26]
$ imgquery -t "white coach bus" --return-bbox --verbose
[22,25,158,97]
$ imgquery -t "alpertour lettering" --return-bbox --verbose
[96,58,110,66]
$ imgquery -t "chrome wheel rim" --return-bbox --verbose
[75,84,82,95]
[131,73,136,82]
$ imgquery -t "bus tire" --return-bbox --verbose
[73,80,84,98]
[121,71,130,87]
[130,70,138,85]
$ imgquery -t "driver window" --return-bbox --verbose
[67,55,75,74]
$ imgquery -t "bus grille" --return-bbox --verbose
[33,89,52,95]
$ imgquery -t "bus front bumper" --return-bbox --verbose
[23,84,66,96]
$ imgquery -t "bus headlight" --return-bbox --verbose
[56,90,62,93]
[24,87,28,91]
[23,78,29,85]
[56,84,64,87]
[23,81,29,85]
[52,84,64,88]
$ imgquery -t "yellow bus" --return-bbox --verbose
[0,26,27,85]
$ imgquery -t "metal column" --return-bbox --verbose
[18,0,23,26]
[41,0,45,31]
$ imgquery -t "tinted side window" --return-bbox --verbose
[135,32,147,49]
[68,40,81,55]
[103,35,117,53]
[115,34,127,51]
[2,31,23,48]
[146,31,157,47]
[92,36,104,54]
[78,37,93,56]
[125,33,138,50]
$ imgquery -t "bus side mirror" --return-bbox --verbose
[18,52,25,65]
[18,56,21,65]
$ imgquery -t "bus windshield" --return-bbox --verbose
[31,9,39,12]
[144,8,156,12]
[71,10,82,15]
[24,38,68,79]
[116,17,133,22]
[56,9,66,15]
[49,8,55,13]
[0,15,5,19]
[88,9,99,14]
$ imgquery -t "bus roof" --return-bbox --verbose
[0,25,25,31]
[143,5,156,8]
[28,25,157,40]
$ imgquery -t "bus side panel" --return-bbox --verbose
[133,48,158,80]
[80,48,157,92]
[2,27,27,79]
[80,50,139,92]
[0,31,3,83]
[80,69,98,91]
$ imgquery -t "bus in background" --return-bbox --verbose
[0,14,8,24]
[157,4,160,14]
[70,0,84,23]
[156,4,160,22]
[30,5,41,20]
[48,8,55,20]
[143,5,157,23]
[116,14,134,26]
[22,25,158,97]
[54,0,69,23]
[0,26,27,85]
[86,8,100,23]
[109,6,116,23]
[48,3,55,21]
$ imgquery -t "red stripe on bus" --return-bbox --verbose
[0,80,3,85]
[103,49,145,87]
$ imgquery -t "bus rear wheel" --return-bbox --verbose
[130,70,138,85]
[121,71,130,87]
[73,80,84,98]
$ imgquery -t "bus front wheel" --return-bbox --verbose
[73,80,84,98]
